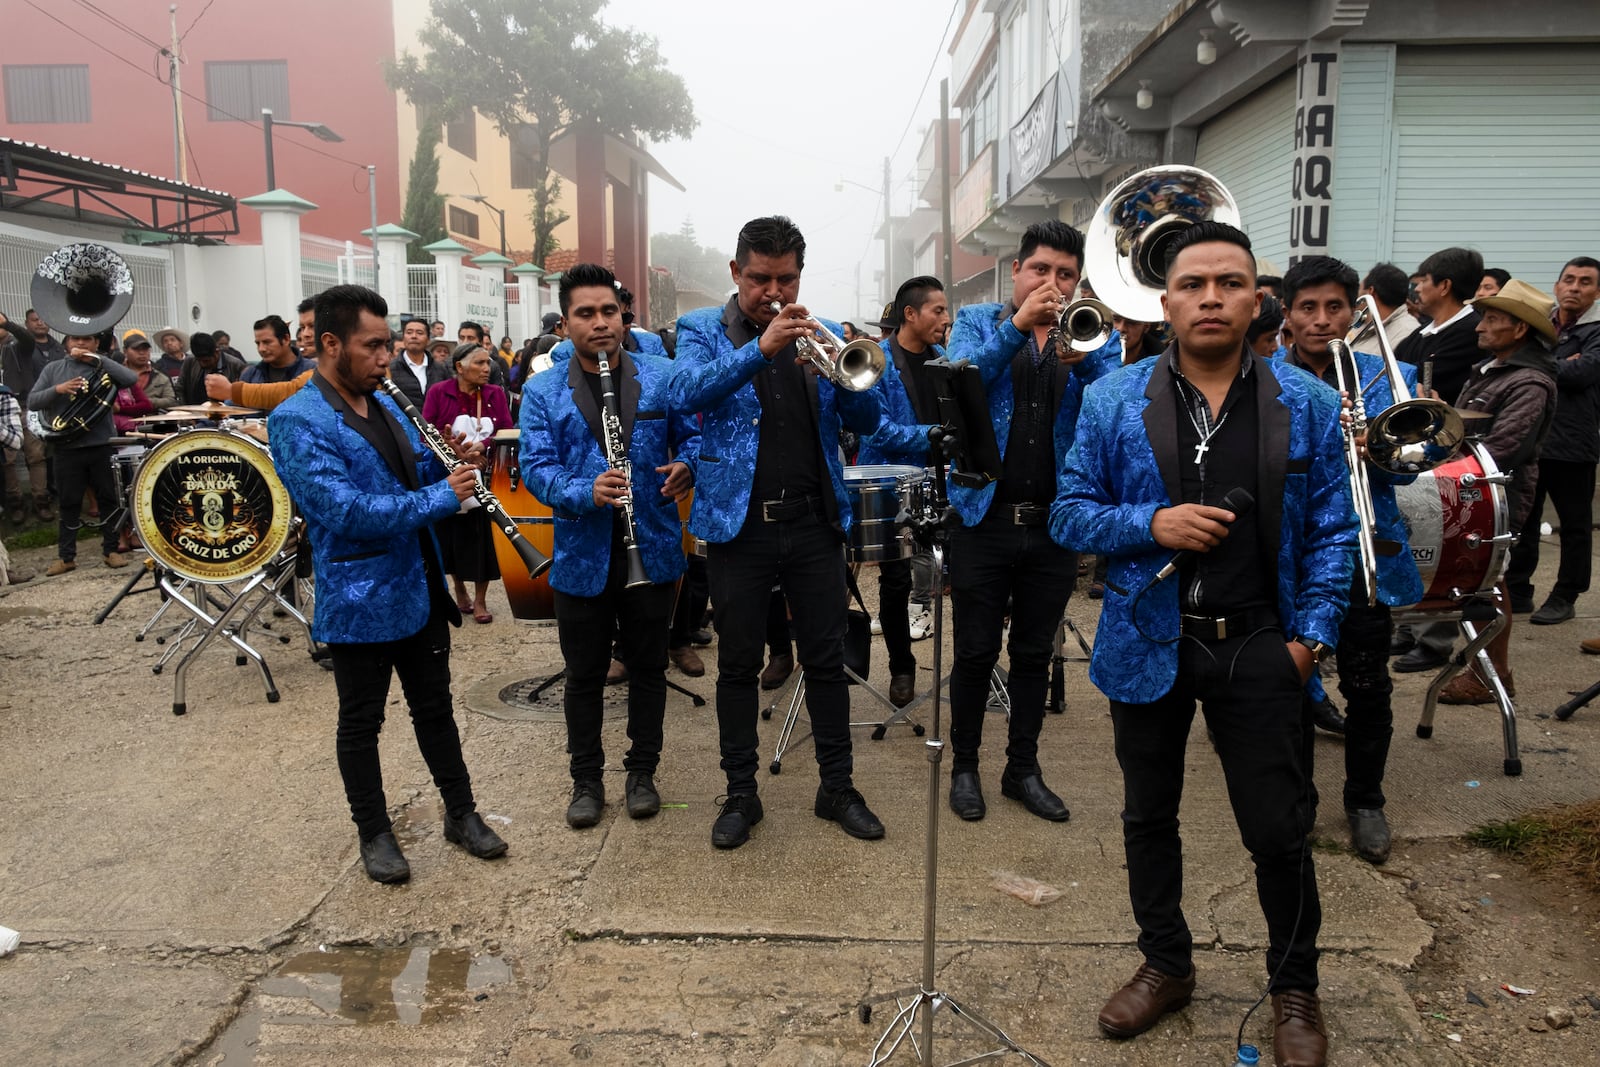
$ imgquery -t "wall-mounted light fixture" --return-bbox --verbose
[1136,80,1154,110]
[1197,30,1217,65]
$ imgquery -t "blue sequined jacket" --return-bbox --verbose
[668,303,881,543]
[858,337,943,467]
[945,302,1121,526]
[549,328,668,363]
[270,374,461,645]
[519,350,700,597]
[1051,350,1357,705]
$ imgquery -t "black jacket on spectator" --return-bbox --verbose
[1395,308,1482,408]
[1542,303,1600,463]
[177,351,247,405]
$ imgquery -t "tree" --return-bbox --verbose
[650,226,733,298]
[385,54,453,262]
[403,0,697,267]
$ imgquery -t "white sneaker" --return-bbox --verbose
[908,606,932,641]
[870,616,883,636]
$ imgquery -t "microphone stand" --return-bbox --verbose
[859,428,1051,1067]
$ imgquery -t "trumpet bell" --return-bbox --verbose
[1085,166,1240,323]
[833,337,889,391]
[30,243,136,334]
[1062,297,1115,353]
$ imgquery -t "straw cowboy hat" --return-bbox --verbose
[150,326,189,351]
[1473,279,1558,344]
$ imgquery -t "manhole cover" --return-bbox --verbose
[464,668,627,723]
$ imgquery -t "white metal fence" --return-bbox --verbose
[405,264,438,322]
[300,234,375,299]
[0,219,177,342]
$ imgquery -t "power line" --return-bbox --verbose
[70,0,165,52]
[27,1,370,178]
[181,0,220,42]
[886,0,964,167]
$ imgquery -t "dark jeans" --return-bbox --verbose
[767,588,791,656]
[877,555,916,676]
[1507,458,1595,604]
[948,516,1076,776]
[1110,630,1320,991]
[669,552,709,650]
[327,609,475,842]
[1334,589,1395,812]
[554,553,677,781]
[707,510,853,794]
[54,444,121,561]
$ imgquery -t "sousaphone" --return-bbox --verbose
[26,243,136,442]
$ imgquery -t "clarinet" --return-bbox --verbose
[377,378,552,579]
[595,347,652,589]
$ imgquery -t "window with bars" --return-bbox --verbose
[3,65,91,123]
[447,205,480,240]
[204,60,290,121]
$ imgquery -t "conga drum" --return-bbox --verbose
[489,429,557,620]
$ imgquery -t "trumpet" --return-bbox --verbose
[1328,338,1381,606]
[768,302,885,391]
[1346,293,1464,475]
[1050,296,1117,353]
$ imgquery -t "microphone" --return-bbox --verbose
[1154,487,1256,582]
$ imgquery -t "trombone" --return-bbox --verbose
[768,301,886,391]
[1346,293,1464,475]
[1328,338,1381,606]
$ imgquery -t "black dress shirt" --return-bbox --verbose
[722,298,824,506]
[996,312,1062,507]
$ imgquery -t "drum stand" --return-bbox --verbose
[1046,614,1093,713]
[858,513,1049,1065]
[1398,591,1521,777]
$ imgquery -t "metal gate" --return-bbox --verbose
[0,220,177,341]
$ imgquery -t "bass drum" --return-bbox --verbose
[131,428,294,584]
[489,429,556,620]
[1393,440,1511,608]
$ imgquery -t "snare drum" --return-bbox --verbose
[489,429,556,620]
[842,464,926,564]
[1394,440,1511,607]
[131,428,295,584]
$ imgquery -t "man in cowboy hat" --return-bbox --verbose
[1437,278,1559,704]
[866,302,898,341]
[151,327,189,381]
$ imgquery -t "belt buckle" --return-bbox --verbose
[1012,504,1032,524]
[762,500,779,523]
[1211,616,1228,640]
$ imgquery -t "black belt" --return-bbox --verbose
[1179,608,1279,641]
[756,495,823,522]
[996,503,1047,527]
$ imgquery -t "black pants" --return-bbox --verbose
[555,553,677,781]
[1507,457,1595,605]
[707,510,853,794]
[1333,588,1394,812]
[53,444,120,561]
[669,553,709,650]
[877,555,916,677]
[327,609,475,842]
[948,516,1076,776]
[1110,630,1320,991]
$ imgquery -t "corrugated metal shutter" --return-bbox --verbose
[1194,73,1296,271]
[1391,45,1600,281]
[1329,44,1396,270]
[3,65,91,123]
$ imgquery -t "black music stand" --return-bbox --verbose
[858,359,1050,1065]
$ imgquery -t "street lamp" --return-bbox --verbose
[261,108,343,191]
[459,194,510,339]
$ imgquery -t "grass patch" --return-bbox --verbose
[1467,798,1600,894]
[6,525,97,550]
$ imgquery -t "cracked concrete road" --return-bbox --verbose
[3,535,1600,1065]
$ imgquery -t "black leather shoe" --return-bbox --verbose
[712,793,763,849]
[1097,961,1195,1038]
[1000,770,1070,822]
[1347,807,1391,865]
[444,811,508,859]
[815,785,885,839]
[625,772,660,819]
[889,673,916,707]
[360,832,410,884]
[1389,630,1416,656]
[948,771,986,821]
[1531,596,1575,625]
[566,779,605,829]
[1392,646,1448,673]
[1309,695,1346,736]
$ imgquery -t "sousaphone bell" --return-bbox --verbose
[27,243,136,441]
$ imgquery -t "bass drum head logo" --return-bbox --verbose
[133,429,292,582]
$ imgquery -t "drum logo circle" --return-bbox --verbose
[134,432,291,581]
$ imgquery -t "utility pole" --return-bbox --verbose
[939,78,954,291]
[168,5,188,183]
[881,155,893,306]
[368,164,379,296]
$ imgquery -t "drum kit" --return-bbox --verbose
[24,243,321,716]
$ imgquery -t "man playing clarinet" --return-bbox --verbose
[521,264,700,829]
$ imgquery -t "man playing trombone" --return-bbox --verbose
[520,264,699,830]
[1274,256,1425,865]
[669,215,884,850]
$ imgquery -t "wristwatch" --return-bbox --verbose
[1293,636,1331,663]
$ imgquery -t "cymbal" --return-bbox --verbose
[133,411,208,424]
[171,403,263,417]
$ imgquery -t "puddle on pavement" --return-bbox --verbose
[210,945,512,1063]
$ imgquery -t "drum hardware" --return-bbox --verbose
[767,301,886,391]
[1396,591,1520,777]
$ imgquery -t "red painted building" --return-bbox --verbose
[0,0,401,245]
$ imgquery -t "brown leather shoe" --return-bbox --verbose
[760,651,794,690]
[1439,668,1514,705]
[1582,635,1600,655]
[1096,961,1195,1038]
[1271,989,1328,1066]
[669,646,705,677]
[605,659,629,686]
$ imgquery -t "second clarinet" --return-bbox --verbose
[596,346,652,589]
